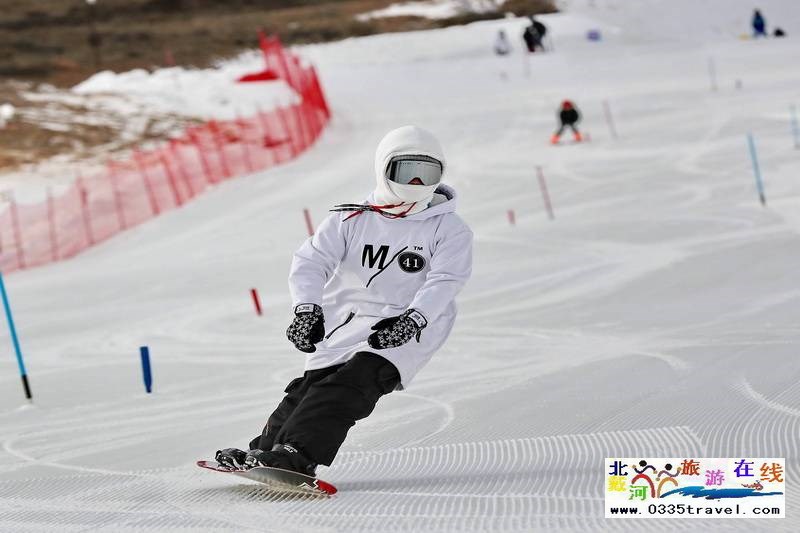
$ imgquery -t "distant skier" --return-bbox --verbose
[215,126,473,476]
[494,29,511,56]
[551,100,582,144]
[752,9,767,38]
[523,16,548,53]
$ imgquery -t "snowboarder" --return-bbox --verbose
[215,125,473,476]
[494,29,511,56]
[523,16,548,53]
[551,100,582,144]
[752,9,767,38]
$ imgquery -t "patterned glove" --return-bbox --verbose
[367,309,428,350]
[286,304,325,353]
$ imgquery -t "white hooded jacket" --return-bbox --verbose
[288,126,473,388]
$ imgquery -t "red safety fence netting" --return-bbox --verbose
[0,34,330,274]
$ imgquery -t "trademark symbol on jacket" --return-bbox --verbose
[398,252,426,273]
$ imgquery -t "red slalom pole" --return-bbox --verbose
[255,106,277,166]
[170,140,196,199]
[189,130,215,185]
[209,121,232,179]
[164,47,175,67]
[303,208,314,236]
[107,160,128,230]
[237,112,254,173]
[507,209,516,226]
[602,99,618,139]
[159,150,183,207]
[250,288,263,316]
[536,166,555,220]
[277,104,299,159]
[134,150,161,216]
[9,192,25,269]
[46,187,58,261]
[77,173,96,245]
[295,97,311,150]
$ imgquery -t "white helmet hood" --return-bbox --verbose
[373,125,446,215]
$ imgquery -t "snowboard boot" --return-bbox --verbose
[244,443,317,476]
[550,133,560,145]
[215,448,248,470]
[573,130,583,142]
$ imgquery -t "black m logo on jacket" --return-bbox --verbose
[362,244,389,269]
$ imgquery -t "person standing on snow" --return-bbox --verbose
[494,29,512,55]
[523,16,548,53]
[551,100,582,144]
[752,9,767,38]
[215,126,473,476]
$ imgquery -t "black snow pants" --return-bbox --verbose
[249,352,401,466]
[555,123,580,136]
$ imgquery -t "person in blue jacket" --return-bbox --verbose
[752,9,767,38]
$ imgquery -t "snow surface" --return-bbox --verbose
[73,52,297,121]
[356,0,505,21]
[2,0,800,530]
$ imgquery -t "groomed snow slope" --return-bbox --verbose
[2,0,800,530]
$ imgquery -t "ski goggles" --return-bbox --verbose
[386,155,443,186]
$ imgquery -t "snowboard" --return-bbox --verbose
[197,460,337,496]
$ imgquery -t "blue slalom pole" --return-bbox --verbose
[746,132,766,206]
[0,271,32,401]
[791,105,800,150]
[140,346,152,394]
